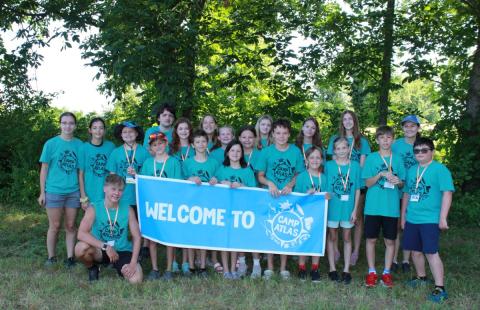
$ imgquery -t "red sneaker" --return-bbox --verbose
[381,273,394,288]
[365,272,378,287]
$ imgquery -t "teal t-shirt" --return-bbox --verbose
[293,170,327,193]
[39,136,83,194]
[257,144,305,190]
[216,165,256,187]
[327,135,371,163]
[260,137,270,149]
[362,151,406,217]
[403,161,454,224]
[140,156,183,179]
[392,138,417,170]
[183,157,219,182]
[79,140,116,202]
[143,126,173,147]
[325,160,361,222]
[209,147,226,164]
[106,144,151,205]
[244,149,262,172]
[170,145,195,162]
[298,143,327,164]
[91,199,132,252]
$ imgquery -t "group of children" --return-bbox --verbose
[38,105,454,302]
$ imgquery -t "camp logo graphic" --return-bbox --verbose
[155,169,168,178]
[332,174,352,197]
[119,159,138,177]
[265,200,313,249]
[228,175,243,184]
[350,148,360,162]
[90,154,108,177]
[374,164,396,188]
[403,152,417,169]
[272,158,294,184]
[410,178,431,201]
[195,170,211,182]
[99,221,124,241]
[57,150,77,174]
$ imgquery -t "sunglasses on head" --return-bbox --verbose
[149,132,167,140]
[413,148,431,154]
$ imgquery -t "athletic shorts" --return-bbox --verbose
[101,250,133,277]
[402,222,440,254]
[364,215,398,240]
[327,221,354,229]
[130,205,137,220]
[45,191,80,208]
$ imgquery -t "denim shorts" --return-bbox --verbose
[327,220,354,229]
[45,191,81,208]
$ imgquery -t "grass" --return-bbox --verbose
[1,205,479,309]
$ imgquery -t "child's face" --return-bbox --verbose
[307,150,322,170]
[228,144,243,163]
[219,128,234,145]
[239,130,255,149]
[202,116,216,135]
[259,119,271,136]
[176,122,190,140]
[413,144,434,163]
[273,126,290,145]
[60,115,76,135]
[150,140,167,156]
[121,127,138,144]
[158,110,175,128]
[104,183,124,203]
[402,122,419,138]
[376,133,394,151]
[342,113,354,131]
[193,136,208,153]
[334,141,349,159]
[302,120,316,138]
[89,121,105,140]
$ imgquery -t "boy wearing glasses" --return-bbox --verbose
[401,137,454,303]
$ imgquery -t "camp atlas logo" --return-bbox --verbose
[90,154,108,177]
[57,150,77,174]
[265,200,313,249]
[272,158,294,184]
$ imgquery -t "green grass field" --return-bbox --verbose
[1,205,479,309]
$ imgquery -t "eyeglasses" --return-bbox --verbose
[413,148,431,154]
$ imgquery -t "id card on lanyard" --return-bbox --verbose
[124,144,137,184]
[380,153,394,189]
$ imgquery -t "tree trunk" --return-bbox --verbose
[377,0,395,125]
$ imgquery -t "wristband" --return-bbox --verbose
[80,197,89,204]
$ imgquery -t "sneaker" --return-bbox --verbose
[406,277,430,288]
[139,246,149,263]
[365,272,378,288]
[223,272,233,279]
[381,273,394,288]
[181,262,191,276]
[44,257,57,268]
[172,261,180,273]
[251,265,262,279]
[162,271,174,281]
[328,271,339,282]
[146,270,160,280]
[298,269,307,281]
[88,265,99,282]
[263,269,274,280]
[391,262,399,273]
[64,257,76,268]
[429,287,448,303]
[280,270,290,280]
[402,262,411,273]
[231,271,241,280]
[198,268,208,278]
[237,261,247,277]
[310,270,321,283]
[341,272,352,285]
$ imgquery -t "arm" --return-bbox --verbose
[350,189,361,223]
[400,192,409,230]
[122,208,142,278]
[281,174,298,195]
[78,170,89,210]
[38,163,48,207]
[439,191,453,230]
[365,171,387,188]
[359,154,366,167]
[258,171,280,197]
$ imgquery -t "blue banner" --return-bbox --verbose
[136,176,328,256]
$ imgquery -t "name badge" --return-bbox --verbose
[341,195,349,201]
[126,176,136,184]
[106,240,115,247]
[384,181,395,189]
[410,194,420,202]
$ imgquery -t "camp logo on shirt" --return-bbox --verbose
[118,159,138,177]
[154,169,168,178]
[90,154,108,177]
[409,178,431,201]
[374,164,397,189]
[331,174,353,197]
[99,221,124,241]
[57,150,78,174]
[272,158,295,184]
[228,175,243,184]
[350,148,360,162]
[194,170,211,182]
[265,200,313,249]
[402,152,417,169]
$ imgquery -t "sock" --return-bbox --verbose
[311,264,319,271]
[239,256,246,264]
[368,268,376,274]
[253,259,260,266]
[383,269,390,275]
[298,264,306,271]
[402,260,410,264]
[419,276,427,281]
[435,285,445,291]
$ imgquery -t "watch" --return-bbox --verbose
[101,243,108,251]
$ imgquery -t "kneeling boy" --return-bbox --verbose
[75,174,143,283]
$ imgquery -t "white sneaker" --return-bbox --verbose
[280,270,290,280]
[251,264,262,279]
[237,261,248,277]
[263,269,274,280]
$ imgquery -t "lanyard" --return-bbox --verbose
[380,153,393,173]
[105,205,119,237]
[337,161,351,192]
[302,146,307,163]
[123,144,137,167]
[154,156,169,178]
[246,150,253,166]
[308,171,322,192]
[181,145,190,161]
[348,140,355,160]
[415,161,432,190]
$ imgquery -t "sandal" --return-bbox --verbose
[350,251,359,266]
[213,262,224,273]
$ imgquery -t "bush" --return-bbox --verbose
[449,190,480,227]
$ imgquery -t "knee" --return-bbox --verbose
[64,222,77,233]
[127,264,143,284]
[49,221,61,232]
[384,239,395,247]
[328,232,337,242]
[74,241,90,258]
[412,251,423,259]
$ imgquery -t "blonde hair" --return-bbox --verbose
[255,115,273,150]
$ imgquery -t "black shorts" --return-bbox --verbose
[364,215,398,240]
[101,251,133,277]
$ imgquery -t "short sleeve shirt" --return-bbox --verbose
[140,156,183,180]
[183,157,219,182]
[392,138,417,170]
[216,165,256,187]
